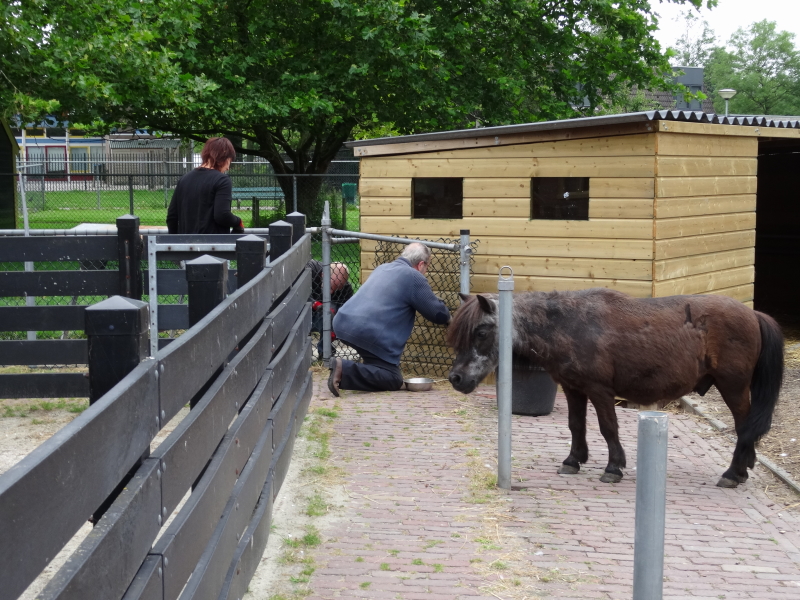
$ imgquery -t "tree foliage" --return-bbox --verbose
[706,20,800,116]
[3,0,713,214]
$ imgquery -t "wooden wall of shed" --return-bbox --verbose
[653,132,757,306]
[359,133,657,297]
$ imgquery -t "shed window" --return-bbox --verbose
[412,178,463,219]
[531,177,590,220]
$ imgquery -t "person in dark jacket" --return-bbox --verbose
[166,137,245,234]
[327,243,451,395]
[307,259,354,357]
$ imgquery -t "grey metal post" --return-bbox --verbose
[497,266,514,490]
[321,201,332,366]
[128,175,134,214]
[20,173,36,341]
[292,175,298,213]
[459,229,471,298]
[633,411,669,600]
[163,160,168,208]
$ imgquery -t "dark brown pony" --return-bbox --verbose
[447,289,784,487]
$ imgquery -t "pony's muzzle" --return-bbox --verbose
[448,371,477,394]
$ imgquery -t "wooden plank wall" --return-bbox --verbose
[359,133,658,297]
[653,132,757,306]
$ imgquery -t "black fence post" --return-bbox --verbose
[116,214,143,299]
[252,196,260,228]
[128,175,134,214]
[85,296,149,404]
[269,220,293,262]
[285,211,306,244]
[186,255,228,327]
[236,234,267,289]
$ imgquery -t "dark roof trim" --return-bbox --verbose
[345,110,800,148]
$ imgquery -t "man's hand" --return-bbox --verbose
[232,217,245,234]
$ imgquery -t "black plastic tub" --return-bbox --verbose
[509,356,557,416]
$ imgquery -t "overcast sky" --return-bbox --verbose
[652,0,800,49]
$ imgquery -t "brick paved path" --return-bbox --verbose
[300,378,800,599]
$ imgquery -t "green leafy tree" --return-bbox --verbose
[669,9,717,67]
[3,0,715,218]
[706,20,800,115]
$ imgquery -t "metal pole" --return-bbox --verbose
[725,99,730,117]
[128,175,134,214]
[293,175,298,213]
[20,173,36,341]
[497,266,514,490]
[147,235,159,357]
[633,411,669,600]
[321,201,332,366]
[459,229,471,298]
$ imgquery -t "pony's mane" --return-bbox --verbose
[446,297,487,352]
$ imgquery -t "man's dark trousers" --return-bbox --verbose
[339,343,404,392]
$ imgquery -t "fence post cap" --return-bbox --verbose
[269,220,293,235]
[116,214,140,228]
[460,229,470,235]
[85,295,149,335]
[286,211,305,219]
[236,233,267,244]
[185,254,228,281]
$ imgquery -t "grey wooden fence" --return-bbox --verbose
[0,220,314,600]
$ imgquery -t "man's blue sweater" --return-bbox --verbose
[332,257,451,365]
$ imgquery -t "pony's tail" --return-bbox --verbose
[741,312,784,445]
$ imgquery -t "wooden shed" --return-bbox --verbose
[347,111,800,317]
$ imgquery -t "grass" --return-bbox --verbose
[19,187,362,231]
[1,397,89,418]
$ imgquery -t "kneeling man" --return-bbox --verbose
[328,243,451,395]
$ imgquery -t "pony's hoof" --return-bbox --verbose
[558,464,580,475]
[600,471,622,484]
[716,476,739,488]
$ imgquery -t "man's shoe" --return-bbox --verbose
[327,357,342,397]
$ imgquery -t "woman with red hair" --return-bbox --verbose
[167,137,245,234]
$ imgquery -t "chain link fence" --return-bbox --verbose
[372,238,477,378]
[310,223,478,379]
[3,160,359,230]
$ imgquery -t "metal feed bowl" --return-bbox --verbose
[404,377,434,392]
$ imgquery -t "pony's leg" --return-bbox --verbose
[557,387,589,475]
[589,394,627,483]
[716,383,753,488]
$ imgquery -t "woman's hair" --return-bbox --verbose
[200,137,236,170]
[400,242,431,266]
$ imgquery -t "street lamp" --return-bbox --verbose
[718,89,737,117]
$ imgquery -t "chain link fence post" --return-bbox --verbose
[459,229,471,298]
[497,266,514,490]
[19,172,36,341]
[321,201,332,367]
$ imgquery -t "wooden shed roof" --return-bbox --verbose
[346,110,800,156]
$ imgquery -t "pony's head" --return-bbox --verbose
[446,293,500,394]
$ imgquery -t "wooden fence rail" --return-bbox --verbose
[0,217,314,600]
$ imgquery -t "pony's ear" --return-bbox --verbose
[458,292,471,303]
[476,294,495,315]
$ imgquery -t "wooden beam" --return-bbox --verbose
[655,176,757,198]
[396,133,657,159]
[352,121,657,157]
[655,132,758,157]
[656,157,757,177]
[655,120,800,139]
[655,212,755,239]
[359,178,411,197]
[473,254,652,281]
[652,265,754,296]
[655,230,755,260]
[471,273,652,297]
[360,216,654,239]
[654,248,755,281]
[591,178,654,198]
[359,155,656,178]
[654,194,756,218]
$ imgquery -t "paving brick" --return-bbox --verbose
[270,377,800,599]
